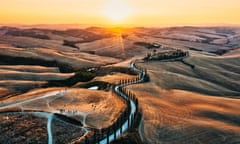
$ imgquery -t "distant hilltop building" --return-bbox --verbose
[152,42,161,48]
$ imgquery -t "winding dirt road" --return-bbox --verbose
[0,60,146,144]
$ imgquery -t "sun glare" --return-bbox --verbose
[103,0,132,23]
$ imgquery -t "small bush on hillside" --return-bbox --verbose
[63,40,79,49]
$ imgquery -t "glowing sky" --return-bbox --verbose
[0,0,240,26]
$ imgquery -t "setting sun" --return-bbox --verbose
[0,0,240,26]
[103,0,132,23]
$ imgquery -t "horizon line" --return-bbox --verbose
[1,23,240,29]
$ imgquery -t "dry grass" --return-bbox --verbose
[0,45,120,69]
[1,26,240,143]
[127,57,240,144]
[223,48,240,57]
[140,55,240,96]
[0,69,74,81]
[1,88,126,129]
[0,80,47,99]
[92,72,136,84]
[0,65,73,98]
[0,87,10,98]
[74,72,136,88]
[76,34,149,59]
[0,87,63,104]
[0,65,60,73]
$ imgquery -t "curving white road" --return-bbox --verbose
[0,91,64,110]
[0,61,145,144]
[99,61,145,144]
[0,90,89,144]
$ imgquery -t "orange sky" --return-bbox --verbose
[1,0,240,27]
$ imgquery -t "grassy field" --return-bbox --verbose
[0,64,73,99]
[0,88,126,129]
[127,54,240,144]
[0,26,240,143]
[140,55,240,96]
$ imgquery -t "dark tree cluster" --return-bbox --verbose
[63,40,79,49]
[134,41,161,49]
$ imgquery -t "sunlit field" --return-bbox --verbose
[0,0,240,144]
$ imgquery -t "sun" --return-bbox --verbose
[103,0,132,23]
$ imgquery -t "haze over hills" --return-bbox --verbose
[0,25,240,143]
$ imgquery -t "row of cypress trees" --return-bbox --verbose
[80,63,148,144]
